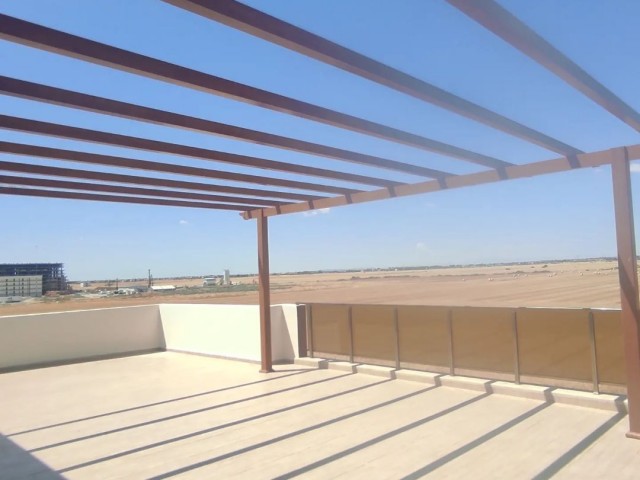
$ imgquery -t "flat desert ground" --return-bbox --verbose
[0,260,625,316]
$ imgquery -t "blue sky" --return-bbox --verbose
[1,0,640,280]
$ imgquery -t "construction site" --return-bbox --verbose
[0,262,66,298]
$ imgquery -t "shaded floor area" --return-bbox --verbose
[0,352,638,479]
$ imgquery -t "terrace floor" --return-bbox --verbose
[0,352,639,479]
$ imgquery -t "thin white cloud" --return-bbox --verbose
[302,208,331,217]
[416,242,428,251]
[179,219,189,225]
[630,162,640,173]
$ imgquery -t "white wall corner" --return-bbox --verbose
[270,304,303,363]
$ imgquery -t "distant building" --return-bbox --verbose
[114,288,138,295]
[0,263,67,294]
[0,275,43,297]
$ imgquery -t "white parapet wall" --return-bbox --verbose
[0,304,299,371]
[0,305,163,370]
[271,303,301,363]
[160,304,260,362]
[159,303,301,363]
[0,303,302,370]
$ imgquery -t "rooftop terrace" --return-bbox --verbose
[0,302,638,478]
[2,0,640,463]
[1,351,638,479]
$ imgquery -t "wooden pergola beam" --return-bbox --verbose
[0,160,325,201]
[164,0,582,157]
[243,145,638,219]
[0,13,511,170]
[0,116,397,189]
[0,140,361,196]
[0,76,450,180]
[0,174,283,206]
[0,186,257,210]
[448,0,640,133]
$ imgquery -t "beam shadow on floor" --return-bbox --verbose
[59,377,396,473]
[532,412,627,480]
[32,371,355,452]
[148,388,482,479]
[9,368,313,437]
[400,402,551,479]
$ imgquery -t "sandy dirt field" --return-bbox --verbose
[0,260,625,316]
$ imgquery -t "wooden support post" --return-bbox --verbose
[257,212,273,373]
[611,147,640,439]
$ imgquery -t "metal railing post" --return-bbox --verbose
[348,306,354,363]
[393,307,400,370]
[588,309,600,394]
[513,309,520,384]
[448,309,455,376]
[307,304,314,358]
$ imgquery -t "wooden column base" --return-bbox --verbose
[626,431,640,441]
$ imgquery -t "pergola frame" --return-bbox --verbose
[1,0,639,438]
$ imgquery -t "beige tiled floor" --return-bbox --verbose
[0,352,639,479]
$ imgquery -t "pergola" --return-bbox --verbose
[1,0,639,439]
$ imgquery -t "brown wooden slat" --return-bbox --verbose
[0,161,324,201]
[165,0,582,157]
[448,0,640,133]
[243,145,640,219]
[0,186,257,210]
[0,174,284,206]
[0,14,511,170]
[0,140,361,196]
[0,76,450,179]
[0,116,395,188]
